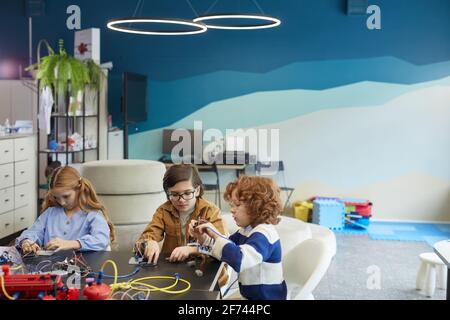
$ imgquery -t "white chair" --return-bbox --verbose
[282,239,332,300]
[82,160,167,251]
[416,252,447,297]
[81,160,167,226]
[308,223,337,258]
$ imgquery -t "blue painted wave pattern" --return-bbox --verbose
[130,57,450,130]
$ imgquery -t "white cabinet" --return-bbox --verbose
[14,137,34,162]
[0,188,14,214]
[14,206,33,233]
[0,163,14,188]
[15,183,31,209]
[0,211,14,239]
[108,130,124,160]
[0,139,14,164]
[0,135,37,238]
[15,161,33,185]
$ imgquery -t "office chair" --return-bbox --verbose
[255,161,295,209]
[198,162,222,209]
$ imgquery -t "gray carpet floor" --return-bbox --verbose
[313,233,446,300]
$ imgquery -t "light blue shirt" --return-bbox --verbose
[15,206,110,251]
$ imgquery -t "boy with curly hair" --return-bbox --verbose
[192,175,287,300]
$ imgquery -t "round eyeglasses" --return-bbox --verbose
[167,189,197,201]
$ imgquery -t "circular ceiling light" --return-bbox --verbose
[193,14,281,30]
[107,18,208,36]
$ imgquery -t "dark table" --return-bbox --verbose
[21,249,222,300]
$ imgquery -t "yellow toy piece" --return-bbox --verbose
[293,201,313,222]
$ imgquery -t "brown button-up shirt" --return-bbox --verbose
[138,198,227,254]
[138,198,230,288]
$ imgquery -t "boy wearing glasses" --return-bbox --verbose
[135,164,227,264]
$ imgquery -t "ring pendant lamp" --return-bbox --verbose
[106,0,207,36]
[193,14,281,30]
[107,18,207,36]
[106,0,281,35]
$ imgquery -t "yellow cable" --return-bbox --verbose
[100,260,118,286]
[9,265,23,272]
[99,259,191,297]
[132,278,191,294]
[130,279,177,292]
[111,275,191,295]
[0,275,15,301]
[100,259,119,299]
[130,276,191,294]
[131,276,180,292]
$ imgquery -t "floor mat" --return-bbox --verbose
[334,221,450,246]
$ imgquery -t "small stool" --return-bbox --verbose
[416,252,447,297]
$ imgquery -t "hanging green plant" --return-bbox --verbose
[83,59,105,115]
[26,39,90,100]
[84,59,105,91]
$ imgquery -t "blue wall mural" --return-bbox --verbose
[2,0,450,128]
[1,0,449,221]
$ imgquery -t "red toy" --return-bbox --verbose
[82,274,111,300]
[1,265,63,300]
[342,199,373,217]
[57,287,80,300]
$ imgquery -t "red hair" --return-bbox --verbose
[224,175,283,226]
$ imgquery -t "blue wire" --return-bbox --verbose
[90,266,141,279]
[223,278,239,297]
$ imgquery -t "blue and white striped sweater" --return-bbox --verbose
[211,224,287,300]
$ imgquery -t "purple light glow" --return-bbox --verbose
[0,60,18,79]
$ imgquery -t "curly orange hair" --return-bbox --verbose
[224,175,283,227]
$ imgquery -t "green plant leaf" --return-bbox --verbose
[32,39,94,100]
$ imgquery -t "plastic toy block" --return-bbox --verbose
[293,201,313,222]
[345,205,356,213]
[341,198,372,217]
[345,218,369,230]
[312,198,345,230]
[336,226,369,235]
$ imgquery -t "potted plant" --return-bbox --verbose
[26,39,90,104]
[27,39,108,116]
[83,59,105,115]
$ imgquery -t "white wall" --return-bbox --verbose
[0,80,37,127]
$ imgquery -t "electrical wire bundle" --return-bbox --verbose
[99,260,192,299]
[23,254,65,274]
[20,251,92,277]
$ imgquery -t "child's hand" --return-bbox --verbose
[134,240,146,256]
[188,219,208,237]
[191,221,211,245]
[21,239,40,254]
[45,238,81,251]
[195,222,220,240]
[188,220,198,237]
[142,240,160,264]
[192,230,208,245]
[168,246,195,262]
